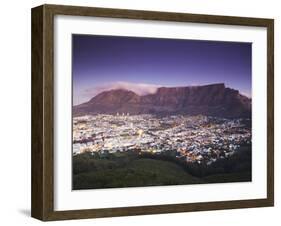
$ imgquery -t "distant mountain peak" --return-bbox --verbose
[74,83,251,118]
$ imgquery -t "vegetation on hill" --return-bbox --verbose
[73,145,251,190]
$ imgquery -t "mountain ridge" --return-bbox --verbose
[73,83,251,118]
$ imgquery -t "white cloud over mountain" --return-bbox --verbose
[84,81,161,98]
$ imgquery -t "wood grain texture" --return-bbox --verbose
[31,5,55,220]
[31,5,44,220]
[31,4,274,221]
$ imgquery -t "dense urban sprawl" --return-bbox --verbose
[73,114,251,166]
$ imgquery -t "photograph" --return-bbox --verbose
[72,34,252,190]
[30,3,274,221]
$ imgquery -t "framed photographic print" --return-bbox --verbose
[31,4,274,221]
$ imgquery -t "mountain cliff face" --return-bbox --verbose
[73,83,251,118]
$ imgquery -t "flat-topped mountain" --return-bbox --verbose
[73,83,251,118]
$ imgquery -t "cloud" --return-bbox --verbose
[240,91,252,98]
[83,81,161,98]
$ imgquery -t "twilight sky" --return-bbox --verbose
[72,34,252,105]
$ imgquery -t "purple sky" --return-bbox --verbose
[72,34,252,105]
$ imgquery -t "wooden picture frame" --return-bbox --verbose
[31,4,274,221]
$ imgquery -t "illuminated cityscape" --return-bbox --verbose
[73,114,251,166]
